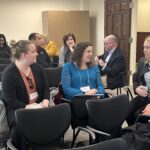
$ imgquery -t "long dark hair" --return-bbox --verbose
[63,33,76,47]
[72,42,94,68]
[0,34,7,46]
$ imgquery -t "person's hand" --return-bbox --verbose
[135,86,148,97]
[142,104,150,115]
[69,43,75,52]
[85,89,97,95]
[94,56,99,64]
[41,99,49,107]
[98,59,105,67]
[25,103,38,109]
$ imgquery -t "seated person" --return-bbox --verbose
[0,34,12,58]
[28,33,51,68]
[59,33,76,66]
[95,35,126,90]
[40,34,59,57]
[127,35,150,125]
[40,34,59,67]
[2,40,50,150]
[61,41,105,99]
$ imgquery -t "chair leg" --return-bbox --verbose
[71,128,81,148]
[117,88,122,95]
[72,129,75,143]
[127,88,133,99]
[117,88,119,95]
[119,88,122,94]
[89,135,93,145]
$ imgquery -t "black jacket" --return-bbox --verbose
[98,47,126,89]
[133,57,150,101]
[37,46,51,68]
[2,63,49,127]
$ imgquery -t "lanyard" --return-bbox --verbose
[74,62,90,87]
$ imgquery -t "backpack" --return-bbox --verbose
[0,90,9,147]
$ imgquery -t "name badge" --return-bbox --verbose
[30,91,38,101]
[80,86,90,92]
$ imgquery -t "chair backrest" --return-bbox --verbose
[0,51,11,59]
[0,72,2,82]
[15,103,71,149]
[0,58,11,64]
[0,64,9,72]
[43,66,62,88]
[67,138,127,150]
[86,94,129,136]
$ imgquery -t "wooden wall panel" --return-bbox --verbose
[42,11,90,49]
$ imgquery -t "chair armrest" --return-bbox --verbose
[86,126,111,137]
[105,89,114,97]
[78,126,96,142]
[49,87,59,97]
[61,97,71,103]
[7,138,17,150]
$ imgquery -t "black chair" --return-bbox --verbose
[7,103,71,150]
[44,67,62,104]
[52,56,59,67]
[104,72,133,100]
[0,58,11,64]
[0,64,9,72]
[60,85,110,147]
[7,138,128,150]
[44,66,62,88]
[61,96,93,148]
[116,72,133,100]
[86,94,129,143]
[0,72,2,82]
[67,138,127,150]
[0,51,11,59]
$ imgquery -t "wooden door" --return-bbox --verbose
[105,0,132,84]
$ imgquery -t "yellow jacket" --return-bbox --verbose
[44,41,59,56]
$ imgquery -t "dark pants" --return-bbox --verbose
[10,125,28,150]
[126,96,149,126]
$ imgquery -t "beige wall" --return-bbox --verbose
[0,0,83,42]
[89,0,105,55]
[130,0,138,84]
[137,0,150,32]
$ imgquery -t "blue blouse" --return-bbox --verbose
[61,62,105,99]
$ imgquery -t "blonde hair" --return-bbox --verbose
[12,40,33,59]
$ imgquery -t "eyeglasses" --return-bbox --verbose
[104,42,112,45]
[26,76,34,90]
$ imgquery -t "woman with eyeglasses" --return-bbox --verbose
[0,34,12,58]
[2,40,50,150]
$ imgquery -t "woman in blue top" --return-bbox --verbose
[61,41,105,99]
